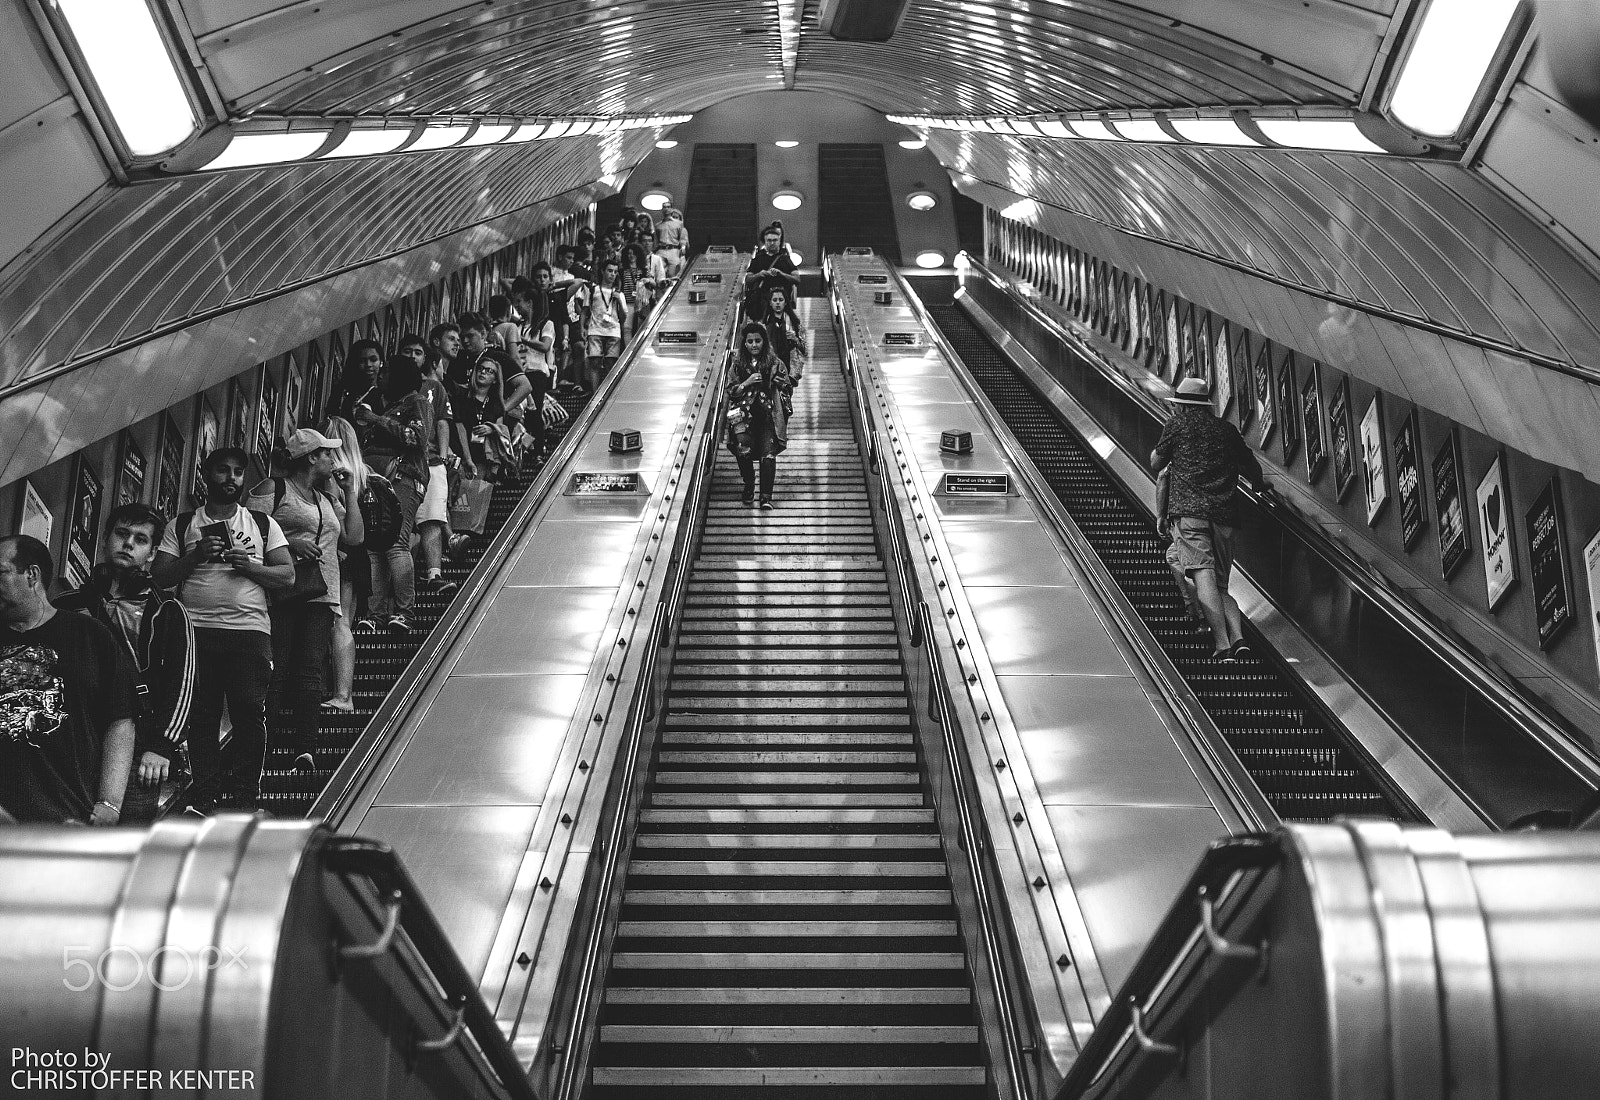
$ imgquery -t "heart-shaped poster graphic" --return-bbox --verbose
[1487,485,1502,534]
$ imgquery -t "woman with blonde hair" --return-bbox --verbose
[323,415,369,712]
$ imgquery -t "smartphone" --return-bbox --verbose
[198,521,231,561]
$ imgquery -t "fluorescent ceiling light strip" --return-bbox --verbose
[57,0,197,156]
[1389,0,1520,138]
[1256,118,1385,153]
[777,0,801,87]
[408,124,471,150]
[1169,118,1260,146]
[1067,119,1124,141]
[1035,119,1075,137]
[202,131,329,170]
[1113,119,1174,143]
[322,128,412,158]
[462,122,515,146]
[506,122,546,143]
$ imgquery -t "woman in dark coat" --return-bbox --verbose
[726,321,793,508]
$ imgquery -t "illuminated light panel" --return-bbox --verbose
[57,0,197,156]
[898,138,927,149]
[1067,119,1123,141]
[564,119,597,136]
[656,139,679,149]
[907,190,938,211]
[1035,119,1075,137]
[775,139,799,148]
[462,123,515,146]
[1169,118,1260,146]
[540,121,574,139]
[505,123,546,143]
[777,0,801,87]
[1007,119,1043,136]
[1257,118,1385,153]
[1389,0,1521,138]
[915,250,947,269]
[1113,119,1174,143]
[202,130,328,170]
[640,188,672,211]
[771,189,804,211]
[408,124,472,151]
[322,128,412,158]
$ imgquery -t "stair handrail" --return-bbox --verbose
[321,836,543,1100]
[961,256,1600,812]
[919,598,1036,1100]
[552,296,739,1100]
[314,254,711,825]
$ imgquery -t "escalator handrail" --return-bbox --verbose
[553,305,738,1100]
[963,256,1600,801]
[322,836,542,1100]
[314,257,709,826]
[917,598,1036,1100]
[1052,833,1283,1100]
[888,265,1279,831]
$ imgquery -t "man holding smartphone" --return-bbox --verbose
[154,447,294,812]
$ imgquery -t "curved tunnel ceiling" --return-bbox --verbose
[5,0,1600,484]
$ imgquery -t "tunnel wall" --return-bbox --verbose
[973,206,1600,760]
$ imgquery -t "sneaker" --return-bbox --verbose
[423,575,459,595]
[759,498,774,510]
[1212,647,1240,664]
[386,614,411,633]
[1231,642,1253,661]
[292,752,316,773]
[354,617,379,634]
[740,486,755,505]
[447,533,471,560]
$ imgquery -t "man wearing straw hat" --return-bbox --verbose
[1151,377,1271,663]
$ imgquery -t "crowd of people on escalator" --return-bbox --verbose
[0,209,692,827]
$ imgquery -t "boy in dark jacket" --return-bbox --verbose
[56,503,195,823]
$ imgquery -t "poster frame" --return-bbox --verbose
[1300,361,1326,483]
[16,478,53,547]
[65,453,102,589]
[1526,477,1574,648]
[1328,375,1356,502]
[156,413,184,522]
[1359,394,1389,525]
[1276,351,1301,467]
[1432,428,1470,579]
[1475,451,1518,611]
[114,430,146,509]
[1394,411,1428,551]
[1252,338,1274,448]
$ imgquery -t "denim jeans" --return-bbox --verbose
[370,471,419,619]
[266,601,336,755]
[188,628,273,801]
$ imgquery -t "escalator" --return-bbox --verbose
[259,392,592,816]
[587,306,989,1097]
[923,301,1406,824]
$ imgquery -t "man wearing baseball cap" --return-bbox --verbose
[1150,377,1271,663]
[155,446,294,810]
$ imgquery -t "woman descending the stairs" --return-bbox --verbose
[725,321,794,509]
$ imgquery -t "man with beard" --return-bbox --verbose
[56,503,195,824]
[0,534,137,824]
[155,447,294,811]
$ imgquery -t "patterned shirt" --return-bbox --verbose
[1152,407,1263,527]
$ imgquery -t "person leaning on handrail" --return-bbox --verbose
[725,321,795,509]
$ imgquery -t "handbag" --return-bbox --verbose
[449,477,494,535]
[541,396,570,428]
[272,483,329,605]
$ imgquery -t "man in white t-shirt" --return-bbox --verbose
[154,447,293,811]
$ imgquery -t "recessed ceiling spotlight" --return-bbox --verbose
[655,139,679,149]
[915,250,947,269]
[771,188,804,211]
[775,140,799,148]
[906,190,937,211]
[898,138,926,149]
[640,188,672,211]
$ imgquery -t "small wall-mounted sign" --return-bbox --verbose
[656,331,700,345]
[844,246,876,256]
[882,332,920,347]
[704,245,737,255]
[943,473,1011,495]
[688,291,707,304]
[873,291,893,306]
[691,272,723,284]
[609,429,642,453]
[568,471,644,494]
[857,273,889,284]
[940,429,973,455]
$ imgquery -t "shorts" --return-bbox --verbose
[1167,517,1236,586]
[417,462,450,526]
[586,334,622,359]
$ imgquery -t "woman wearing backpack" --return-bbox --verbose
[323,417,394,712]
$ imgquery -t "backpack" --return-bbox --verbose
[359,474,403,552]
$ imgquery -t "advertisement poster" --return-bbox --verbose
[1360,395,1388,525]
[229,380,249,452]
[1252,340,1274,448]
[157,414,184,522]
[1232,330,1253,434]
[285,354,303,433]
[1125,280,1140,355]
[115,431,146,509]
[66,456,102,589]
[1432,429,1470,578]
[17,479,52,546]
[1141,285,1158,371]
[1212,319,1232,415]
[192,398,219,506]
[1300,362,1326,482]
[1394,412,1427,550]
[1276,353,1301,466]
[1163,297,1180,381]
[257,368,279,461]
[1475,453,1517,610]
[1583,529,1600,677]
[307,343,329,426]
[1526,478,1573,647]
[1329,376,1355,501]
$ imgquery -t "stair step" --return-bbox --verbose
[608,952,965,969]
[628,860,945,877]
[623,889,953,905]
[650,792,926,807]
[659,731,913,746]
[615,918,953,934]
[657,752,918,766]
[606,986,970,1005]
[592,1067,986,1086]
[599,1024,978,1043]
[638,808,935,825]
